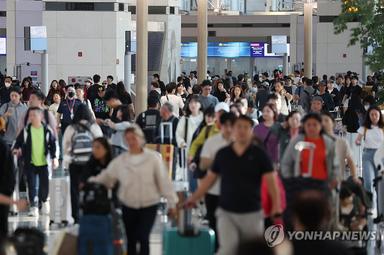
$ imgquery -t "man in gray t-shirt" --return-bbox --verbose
[0,87,28,147]
[199,80,219,110]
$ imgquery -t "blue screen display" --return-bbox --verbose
[181,42,251,58]
[181,42,275,58]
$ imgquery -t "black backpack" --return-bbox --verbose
[11,227,45,255]
[80,183,111,215]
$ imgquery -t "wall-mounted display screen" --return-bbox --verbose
[181,42,284,58]
[250,42,264,57]
[0,38,6,55]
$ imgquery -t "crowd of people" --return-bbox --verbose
[0,69,382,255]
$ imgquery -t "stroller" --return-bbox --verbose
[338,178,371,255]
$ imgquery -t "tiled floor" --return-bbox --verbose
[8,213,165,255]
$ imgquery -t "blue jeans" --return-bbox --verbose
[362,148,378,193]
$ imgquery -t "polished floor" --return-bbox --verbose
[8,212,164,255]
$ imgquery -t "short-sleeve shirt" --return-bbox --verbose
[301,137,328,180]
[211,144,274,213]
[57,99,82,124]
[31,126,47,166]
[357,126,384,149]
[160,94,184,118]
[200,134,230,196]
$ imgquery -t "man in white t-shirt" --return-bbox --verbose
[160,82,184,118]
[199,112,236,251]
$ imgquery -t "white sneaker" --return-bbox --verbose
[41,202,50,215]
[28,207,39,217]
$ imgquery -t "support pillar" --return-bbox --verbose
[197,0,208,84]
[124,51,132,94]
[304,2,313,78]
[136,0,148,114]
[41,50,48,95]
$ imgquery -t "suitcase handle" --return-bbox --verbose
[160,122,173,144]
[294,141,316,178]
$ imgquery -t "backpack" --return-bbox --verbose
[192,125,213,179]
[71,123,94,164]
[80,182,111,215]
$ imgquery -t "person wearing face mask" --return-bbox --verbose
[57,85,82,133]
[0,76,14,105]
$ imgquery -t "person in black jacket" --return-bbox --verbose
[80,137,112,185]
[0,132,27,240]
[13,107,58,217]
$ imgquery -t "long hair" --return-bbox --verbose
[92,137,113,166]
[116,81,130,98]
[72,103,95,124]
[117,104,131,122]
[185,95,201,117]
[230,85,244,102]
[363,106,384,129]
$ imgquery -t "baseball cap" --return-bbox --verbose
[215,102,230,113]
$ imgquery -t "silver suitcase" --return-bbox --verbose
[49,176,72,227]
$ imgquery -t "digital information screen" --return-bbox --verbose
[250,42,264,57]
[30,26,47,51]
[0,38,6,55]
[181,42,282,58]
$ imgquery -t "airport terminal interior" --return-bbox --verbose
[0,0,384,254]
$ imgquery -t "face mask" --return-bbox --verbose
[364,105,370,111]
[68,92,75,98]
[5,82,11,88]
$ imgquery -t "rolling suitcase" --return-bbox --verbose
[49,176,72,227]
[146,122,175,179]
[174,147,189,192]
[78,215,114,255]
[79,183,124,255]
[374,170,384,223]
[163,207,215,255]
[10,155,20,215]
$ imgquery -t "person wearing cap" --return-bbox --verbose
[0,86,28,147]
[57,86,82,133]
[317,81,335,112]
[198,80,219,111]
[188,102,229,163]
